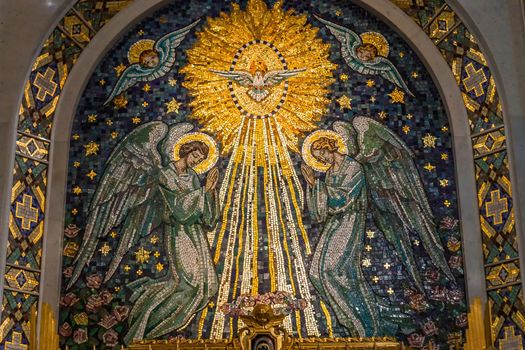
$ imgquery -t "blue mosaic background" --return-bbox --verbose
[60,1,466,348]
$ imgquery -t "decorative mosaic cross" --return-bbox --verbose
[15,194,38,231]
[485,189,508,225]
[33,67,57,102]
[462,62,487,97]
[5,332,28,350]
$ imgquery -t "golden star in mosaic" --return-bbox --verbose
[362,258,371,268]
[444,200,451,207]
[439,179,449,187]
[378,111,388,120]
[335,9,342,16]
[114,286,120,292]
[168,78,177,87]
[113,95,128,109]
[84,141,99,156]
[156,262,164,272]
[366,230,375,239]
[208,302,215,308]
[99,79,106,86]
[150,235,159,244]
[111,131,118,139]
[86,169,97,180]
[142,83,151,92]
[365,245,372,252]
[87,114,97,122]
[412,72,419,78]
[135,247,150,263]
[142,101,149,108]
[387,287,394,295]
[123,265,131,272]
[399,52,405,58]
[370,96,376,103]
[337,95,352,110]
[384,262,391,269]
[99,242,111,256]
[113,63,126,77]
[413,240,420,246]
[388,88,405,104]
[165,97,181,114]
[136,269,143,276]
[372,276,379,283]
[71,208,78,216]
[137,29,145,36]
[366,79,375,87]
[106,119,113,126]
[340,73,348,82]
[424,163,436,172]
[422,133,438,148]
[73,161,80,168]
[402,125,410,134]
[132,116,141,124]
[72,186,82,195]
[72,134,80,140]
[442,126,449,132]
[441,153,448,160]
[110,231,118,238]
[406,113,413,120]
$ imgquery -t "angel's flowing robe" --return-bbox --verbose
[306,156,381,337]
[124,166,219,344]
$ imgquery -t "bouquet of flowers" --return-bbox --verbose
[219,291,308,317]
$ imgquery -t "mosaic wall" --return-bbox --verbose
[61,0,467,348]
[1,0,523,349]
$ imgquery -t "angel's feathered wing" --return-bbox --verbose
[104,19,200,105]
[66,122,193,289]
[316,16,413,96]
[209,69,254,87]
[336,118,454,291]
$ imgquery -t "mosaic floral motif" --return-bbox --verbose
[1,0,523,349]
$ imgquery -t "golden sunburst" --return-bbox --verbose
[181,0,335,154]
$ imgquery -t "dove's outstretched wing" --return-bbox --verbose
[67,122,193,289]
[343,117,454,291]
[359,58,413,96]
[104,19,200,105]
[263,68,306,86]
[209,69,254,87]
[314,15,362,59]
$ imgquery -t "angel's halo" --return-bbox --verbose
[301,130,348,172]
[173,132,219,174]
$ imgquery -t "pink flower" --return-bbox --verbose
[86,274,102,289]
[447,289,463,304]
[64,224,80,238]
[103,329,119,347]
[112,305,130,322]
[440,217,458,230]
[59,322,72,337]
[99,290,114,305]
[449,255,462,269]
[456,313,467,327]
[63,266,73,278]
[73,328,88,344]
[86,294,104,313]
[98,314,118,329]
[60,292,80,307]
[407,333,425,348]
[422,320,438,336]
[424,269,439,282]
[429,286,448,301]
[408,293,427,312]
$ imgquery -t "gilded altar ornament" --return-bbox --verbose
[301,130,348,172]
[173,132,218,174]
[104,19,201,104]
[182,0,335,339]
